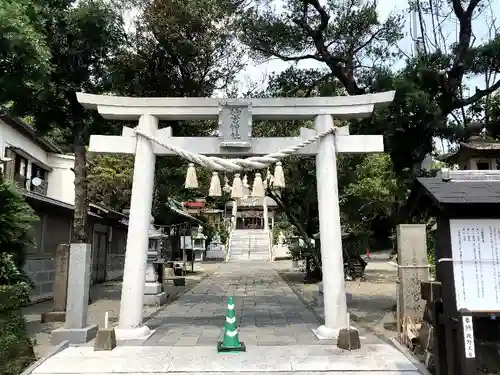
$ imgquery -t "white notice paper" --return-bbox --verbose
[450,219,500,311]
[462,316,476,358]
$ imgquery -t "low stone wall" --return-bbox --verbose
[23,258,55,302]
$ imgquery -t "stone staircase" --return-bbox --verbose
[228,229,270,261]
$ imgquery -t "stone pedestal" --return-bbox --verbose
[337,328,361,350]
[41,244,69,323]
[205,243,225,260]
[51,244,98,344]
[143,248,166,306]
[272,244,291,260]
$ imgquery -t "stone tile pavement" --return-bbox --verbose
[24,263,221,358]
[136,261,386,347]
[28,261,422,374]
[31,344,421,374]
[142,261,332,346]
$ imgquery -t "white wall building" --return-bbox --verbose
[0,112,128,302]
[0,114,75,204]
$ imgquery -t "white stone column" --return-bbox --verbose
[263,197,269,230]
[116,114,158,340]
[313,114,348,339]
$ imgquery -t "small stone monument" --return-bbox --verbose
[396,224,429,324]
[41,244,70,323]
[51,244,98,344]
[206,231,225,260]
[94,311,116,351]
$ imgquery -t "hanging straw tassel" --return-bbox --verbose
[273,162,285,188]
[251,173,265,198]
[185,163,198,189]
[208,172,222,197]
[231,174,243,198]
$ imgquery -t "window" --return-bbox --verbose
[14,153,28,176]
[30,164,48,192]
[476,161,491,170]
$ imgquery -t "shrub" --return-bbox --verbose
[0,176,37,374]
[0,284,36,375]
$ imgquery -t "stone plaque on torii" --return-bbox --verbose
[77,91,395,341]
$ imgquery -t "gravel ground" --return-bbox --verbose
[274,259,398,339]
[23,262,221,359]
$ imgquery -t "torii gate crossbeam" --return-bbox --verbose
[78,91,395,341]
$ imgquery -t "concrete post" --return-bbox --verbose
[313,114,348,339]
[115,114,158,340]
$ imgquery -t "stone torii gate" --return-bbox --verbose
[77,91,395,341]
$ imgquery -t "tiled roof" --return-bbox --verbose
[0,111,62,153]
[416,177,500,204]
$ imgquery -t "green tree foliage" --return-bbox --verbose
[252,68,406,265]
[339,153,403,249]
[0,0,51,102]
[87,155,134,212]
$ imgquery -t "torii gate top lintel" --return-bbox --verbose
[76,91,395,122]
[79,91,395,156]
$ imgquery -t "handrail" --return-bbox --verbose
[225,228,233,262]
[267,229,273,262]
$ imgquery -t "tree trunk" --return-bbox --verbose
[71,121,88,244]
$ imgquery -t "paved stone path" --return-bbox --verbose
[143,261,332,346]
[31,261,421,374]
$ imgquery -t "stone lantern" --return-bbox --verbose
[192,225,207,262]
[143,221,167,306]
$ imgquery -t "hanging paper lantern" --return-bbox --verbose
[185,163,198,188]
[231,174,243,198]
[273,162,285,188]
[251,173,265,198]
[208,172,222,197]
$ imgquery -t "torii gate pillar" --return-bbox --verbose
[314,114,346,339]
[115,114,157,339]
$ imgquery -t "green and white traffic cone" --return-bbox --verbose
[217,296,246,352]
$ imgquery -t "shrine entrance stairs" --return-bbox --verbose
[228,229,270,261]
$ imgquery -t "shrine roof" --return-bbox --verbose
[440,137,500,164]
[407,172,500,216]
